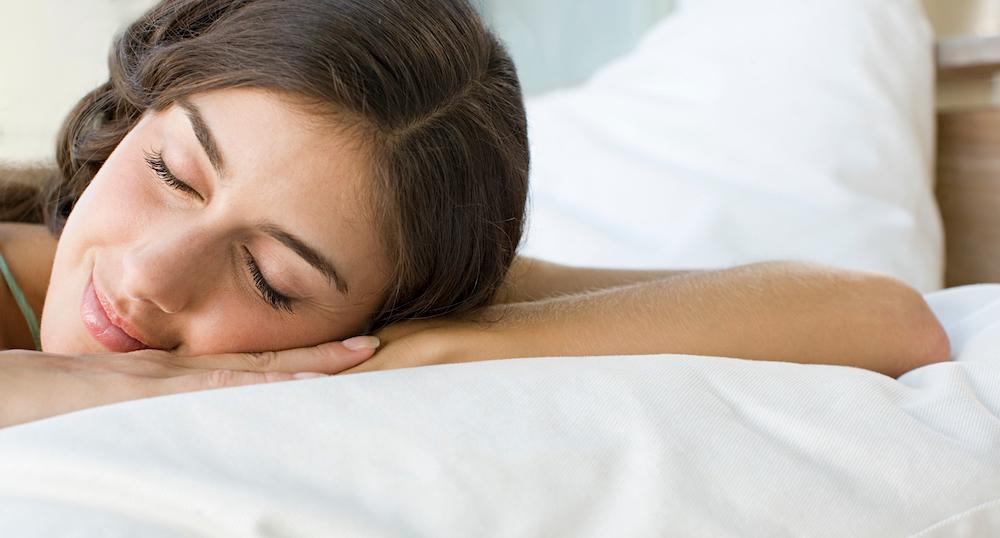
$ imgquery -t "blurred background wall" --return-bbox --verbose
[0,1,155,163]
[474,0,675,96]
[0,0,993,164]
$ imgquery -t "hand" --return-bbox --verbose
[0,336,380,428]
[337,307,525,375]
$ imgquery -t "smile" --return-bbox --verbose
[80,276,151,352]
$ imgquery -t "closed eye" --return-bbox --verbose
[242,247,295,313]
[144,149,204,201]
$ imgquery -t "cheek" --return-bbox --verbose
[179,299,364,354]
[55,149,162,274]
[182,320,346,355]
[79,158,161,234]
[41,155,158,352]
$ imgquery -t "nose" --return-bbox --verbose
[120,228,219,314]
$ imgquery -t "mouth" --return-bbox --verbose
[80,276,152,353]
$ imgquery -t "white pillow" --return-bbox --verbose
[519,0,944,292]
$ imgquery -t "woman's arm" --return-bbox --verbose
[349,260,950,378]
[493,256,697,303]
[0,340,379,428]
[494,260,950,376]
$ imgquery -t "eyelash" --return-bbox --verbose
[243,248,295,314]
[143,149,294,314]
[143,150,203,200]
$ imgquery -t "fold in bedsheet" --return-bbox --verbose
[0,285,998,538]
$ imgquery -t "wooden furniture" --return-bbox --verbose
[935,35,1000,285]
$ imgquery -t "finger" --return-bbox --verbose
[166,336,381,374]
[54,349,181,378]
[147,368,305,397]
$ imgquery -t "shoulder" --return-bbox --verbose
[0,223,57,350]
[0,222,58,264]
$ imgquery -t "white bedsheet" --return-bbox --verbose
[0,285,998,537]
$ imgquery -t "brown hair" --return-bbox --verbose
[2,0,529,331]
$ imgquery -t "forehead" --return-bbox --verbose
[177,88,372,201]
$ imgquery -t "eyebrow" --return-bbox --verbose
[260,223,350,295]
[177,98,225,177]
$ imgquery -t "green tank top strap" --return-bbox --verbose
[0,251,41,350]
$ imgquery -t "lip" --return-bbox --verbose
[81,276,152,352]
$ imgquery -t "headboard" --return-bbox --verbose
[936,35,1000,286]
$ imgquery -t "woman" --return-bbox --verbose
[0,0,949,428]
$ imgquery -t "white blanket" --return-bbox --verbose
[1,285,998,537]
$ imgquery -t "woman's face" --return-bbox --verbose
[41,88,390,355]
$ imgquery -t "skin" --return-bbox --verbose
[40,88,392,356]
[340,259,952,379]
[0,222,54,350]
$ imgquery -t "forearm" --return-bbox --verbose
[481,261,950,377]
[494,256,696,303]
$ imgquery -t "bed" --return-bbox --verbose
[1,1,999,537]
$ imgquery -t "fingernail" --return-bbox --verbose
[293,372,328,380]
[342,335,380,351]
